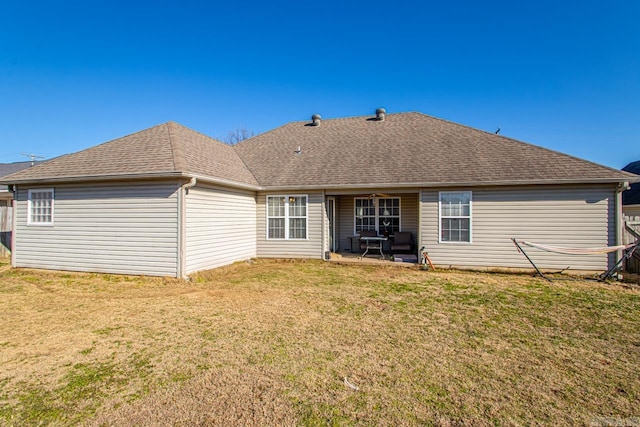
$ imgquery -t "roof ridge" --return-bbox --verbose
[281,111,419,125]
[166,122,185,172]
[234,112,422,149]
[165,121,261,186]
[167,121,226,144]
[231,144,261,185]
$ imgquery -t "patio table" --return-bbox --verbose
[360,236,388,259]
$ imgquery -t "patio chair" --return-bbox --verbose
[391,231,413,253]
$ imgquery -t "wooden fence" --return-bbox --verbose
[624,215,640,274]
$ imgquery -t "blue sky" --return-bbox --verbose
[1,0,638,169]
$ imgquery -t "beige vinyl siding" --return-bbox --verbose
[256,192,323,259]
[337,196,354,252]
[336,193,419,252]
[13,181,180,276]
[400,194,419,242]
[420,185,616,271]
[185,184,256,274]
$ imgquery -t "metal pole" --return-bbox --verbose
[600,243,638,281]
[512,238,551,282]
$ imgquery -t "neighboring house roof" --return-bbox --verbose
[0,161,42,177]
[1,112,637,189]
[622,160,640,205]
[1,122,259,188]
[0,161,42,196]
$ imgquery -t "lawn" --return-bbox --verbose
[0,259,639,426]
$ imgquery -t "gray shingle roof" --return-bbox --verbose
[0,161,42,177]
[0,161,42,193]
[235,112,637,188]
[1,122,258,187]
[622,160,640,205]
[1,113,636,189]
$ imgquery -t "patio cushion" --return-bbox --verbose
[391,232,413,253]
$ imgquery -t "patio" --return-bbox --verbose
[328,251,419,268]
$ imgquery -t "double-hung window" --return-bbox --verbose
[439,191,471,242]
[377,198,400,235]
[267,195,307,239]
[354,198,376,232]
[28,188,54,226]
[355,197,401,234]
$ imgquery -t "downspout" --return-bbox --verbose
[417,189,423,258]
[615,182,629,271]
[177,177,197,279]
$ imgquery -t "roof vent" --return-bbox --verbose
[311,114,322,126]
[375,107,386,121]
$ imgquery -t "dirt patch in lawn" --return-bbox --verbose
[0,260,639,426]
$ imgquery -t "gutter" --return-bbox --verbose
[261,177,640,192]
[0,171,185,186]
[177,177,197,279]
[2,173,637,192]
[0,171,262,191]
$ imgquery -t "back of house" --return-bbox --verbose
[1,111,638,277]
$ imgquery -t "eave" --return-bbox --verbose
[261,177,637,192]
[1,173,636,194]
[0,171,262,192]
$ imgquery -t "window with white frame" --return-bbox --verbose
[355,197,400,234]
[378,198,400,235]
[267,195,307,239]
[28,188,54,225]
[439,191,471,242]
[354,198,376,232]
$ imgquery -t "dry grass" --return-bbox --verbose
[0,258,639,426]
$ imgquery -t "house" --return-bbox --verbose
[0,161,41,204]
[0,161,43,256]
[622,161,640,217]
[1,110,638,278]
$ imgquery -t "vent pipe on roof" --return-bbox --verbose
[311,114,322,126]
[375,107,386,121]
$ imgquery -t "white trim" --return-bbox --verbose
[266,194,308,240]
[353,196,402,235]
[27,188,54,226]
[177,177,196,279]
[438,191,472,243]
[260,178,638,192]
[11,197,17,266]
[326,195,336,253]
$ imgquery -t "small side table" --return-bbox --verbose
[349,236,361,253]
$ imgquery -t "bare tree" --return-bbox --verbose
[223,128,255,145]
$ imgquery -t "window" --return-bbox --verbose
[28,188,54,225]
[355,197,401,234]
[267,195,307,239]
[354,198,376,232]
[378,198,400,235]
[439,191,471,242]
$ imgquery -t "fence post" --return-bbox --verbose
[623,215,640,273]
